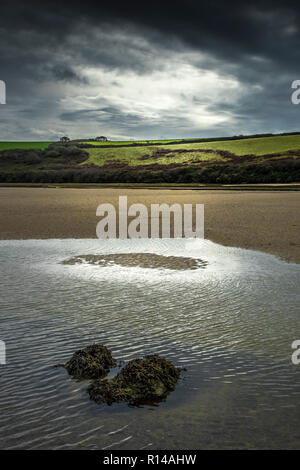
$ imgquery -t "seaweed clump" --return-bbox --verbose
[63,253,207,271]
[88,355,180,406]
[65,344,117,379]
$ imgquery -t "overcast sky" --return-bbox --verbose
[1,1,300,141]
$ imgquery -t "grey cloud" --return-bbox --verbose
[48,65,89,84]
[1,1,300,140]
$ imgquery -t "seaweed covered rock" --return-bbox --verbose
[65,344,116,379]
[88,355,180,406]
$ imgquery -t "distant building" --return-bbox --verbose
[95,136,108,142]
[60,136,70,143]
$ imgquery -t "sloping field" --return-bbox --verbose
[1,134,300,184]
[83,135,300,167]
[84,145,224,167]
[192,134,300,156]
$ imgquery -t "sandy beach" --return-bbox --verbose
[0,187,299,263]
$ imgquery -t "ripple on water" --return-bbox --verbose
[0,238,300,449]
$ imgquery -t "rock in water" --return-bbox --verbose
[65,344,116,379]
[88,355,180,406]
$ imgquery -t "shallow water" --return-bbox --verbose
[0,238,300,449]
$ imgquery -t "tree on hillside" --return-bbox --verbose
[60,136,70,143]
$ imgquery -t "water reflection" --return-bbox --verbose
[0,238,299,449]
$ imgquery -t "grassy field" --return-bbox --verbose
[191,134,300,156]
[84,145,225,167]
[2,134,300,158]
[83,135,300,167]
[0,142,52,151]
[1,134,300,184]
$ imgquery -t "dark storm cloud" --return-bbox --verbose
[59,107,128,122]
[47,65,88,84]
[1,1,300,139]
[2,1,299,66]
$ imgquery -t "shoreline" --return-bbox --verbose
[0,182,300,191]
[1,187,299,264]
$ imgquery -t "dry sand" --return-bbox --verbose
[0,187,299,263]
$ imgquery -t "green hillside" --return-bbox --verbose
[0,134,300,184]
[83,135,300,167]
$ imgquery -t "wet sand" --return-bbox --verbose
[0,187,299,263]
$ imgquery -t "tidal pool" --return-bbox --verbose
[0,238,299,449]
